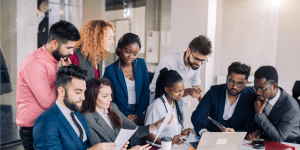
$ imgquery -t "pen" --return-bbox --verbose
[179,137,186,141]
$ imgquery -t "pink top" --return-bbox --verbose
[16,45,58,127]
[70,53,99,78]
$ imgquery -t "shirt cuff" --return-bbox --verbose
[199,129,208,136]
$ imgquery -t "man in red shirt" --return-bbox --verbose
[16,20,80,150]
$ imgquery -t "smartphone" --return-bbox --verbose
[252,140,265,149]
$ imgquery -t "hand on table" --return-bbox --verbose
[246,131,261,141]
[172,135,185,146]
[181,128,194,136]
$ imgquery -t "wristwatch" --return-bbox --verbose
[255,113,262,119]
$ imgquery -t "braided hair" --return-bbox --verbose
[155,67,184,127]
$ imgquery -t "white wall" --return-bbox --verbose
[82,0,105,25]
[214,0,279,82]
[0,0,37,122]
[170,0,209,128]
[275,0,300,94]
[105,7,146,54]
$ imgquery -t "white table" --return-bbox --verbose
[171,140,300,150]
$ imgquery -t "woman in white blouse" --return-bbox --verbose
[145,68,194,147]
[81,78,173,150]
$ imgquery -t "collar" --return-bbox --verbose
[56,100,73,116]
[179,50,187,69]
[42,45,59,63]
[96,109,109,116]
[162,94,174,109]
[268,88,281,106]
[225,89,241,105]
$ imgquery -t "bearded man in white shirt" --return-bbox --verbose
[150,35,212,120]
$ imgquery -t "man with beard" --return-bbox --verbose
[149,35,212,120]
[246,66,300,143]
[192,62,256,136]
[16,20,80,150]
[33,64,128,150]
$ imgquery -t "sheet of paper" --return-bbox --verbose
[114,127,138,150]
[152,109,172,144]
[186,132,197,143]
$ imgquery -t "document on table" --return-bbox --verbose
[152,109,172,144]
[114,126,138,150]
[186,132,197,143]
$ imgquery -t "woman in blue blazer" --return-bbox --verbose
[103,33,150,124]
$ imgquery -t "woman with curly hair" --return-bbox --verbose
[70,19,115,82]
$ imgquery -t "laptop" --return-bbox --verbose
[189,132,247,150]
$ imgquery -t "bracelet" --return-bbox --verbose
[155,123,160,129]
[188,88,191,95]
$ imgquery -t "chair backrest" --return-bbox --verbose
[292,81,300,100]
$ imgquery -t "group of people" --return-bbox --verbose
[16,19,300,150]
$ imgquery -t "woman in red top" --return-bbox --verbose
[70,19,115,82]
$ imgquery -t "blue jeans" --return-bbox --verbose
[149,93,184,121]
[125,104,136,116]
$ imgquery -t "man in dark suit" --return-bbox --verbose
[33,64,127,150]
[247,66,300,143]
[192,62,256,136]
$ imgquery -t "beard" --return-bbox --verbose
[187,55,200,70]
[52,45,71,61]
[228,88,242,96]
[63,92,82,112]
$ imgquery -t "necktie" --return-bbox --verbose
[264,102,271,116]
[70,112,83,141]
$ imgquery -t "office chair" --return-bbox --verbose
[292,81,300,107]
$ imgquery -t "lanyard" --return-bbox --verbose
[159,96,185,130]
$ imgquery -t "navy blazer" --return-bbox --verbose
[103,58,150,119]
[33,103,92,150]
[191,84,256,135]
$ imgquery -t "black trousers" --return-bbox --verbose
[19,127,34,150]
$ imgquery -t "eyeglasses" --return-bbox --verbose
[252,84,272,93]
[227,79,245,88]
[191,53,208,64]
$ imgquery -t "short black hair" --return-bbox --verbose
[56,64,88,91]
[188,35,212,55]
[228,62,251,80]
[115,33,141,56]
[254,66,278,85]
[47,20,80,44]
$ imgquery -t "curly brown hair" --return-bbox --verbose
[75,20,115,65]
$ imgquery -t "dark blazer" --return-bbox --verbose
[254,87,300,143]
[33,103,92,150]
[103,58,150,119]
[73,48,104,82]
[83,103,150,145]
[191,84,256,135]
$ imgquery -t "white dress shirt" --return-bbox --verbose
[199,90,241,136]
[125,78,137,104]
[264,89,281,116]
[56,101,87,141]
[144,94,181,147]
[97,109,114,130]
[150,50,201,92]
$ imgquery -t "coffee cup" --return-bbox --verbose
[161,137,172,150]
